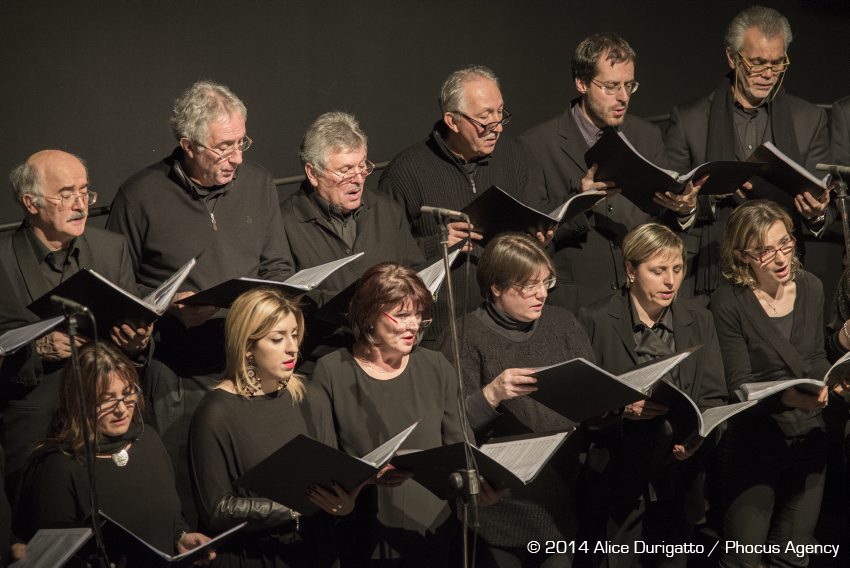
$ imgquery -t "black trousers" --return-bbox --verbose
[714,423,826,568]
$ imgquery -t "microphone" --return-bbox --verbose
[816,163,850,175]
[50,295,90,314]
[420,205,469,220]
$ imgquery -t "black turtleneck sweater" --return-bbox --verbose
[437,303,594,546]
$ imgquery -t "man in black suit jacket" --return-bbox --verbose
[0,150,147,488]
[520,33,696,314]
[664,6,832,300]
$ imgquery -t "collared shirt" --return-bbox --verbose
[25,224,81,289]
[732,100,772,160]
[571,101,605,148]
[308,189,362,248]
[629,295,676,360]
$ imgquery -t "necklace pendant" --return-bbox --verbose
[112,448,130,467]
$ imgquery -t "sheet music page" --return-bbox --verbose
[360,420,420,468]
[283,252,365,289]
[618,350,693,393]
[145,256,197,312]
[480,432,568,483]
[0,316,65,356]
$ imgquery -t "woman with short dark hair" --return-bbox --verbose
[439,232,593,568]
[312,261,467,566]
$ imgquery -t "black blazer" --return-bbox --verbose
[578,290,727,411]
[520,104,671,312]
[0,224,137,386]
[831,95,850,167]
[709,271,829,395]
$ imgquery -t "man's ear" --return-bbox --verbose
[443,112,461,134]
[22,194,39,215]
[304,163,320,188]
[575,77,589,96]
[725,48,737,70]
[179,138,196,159]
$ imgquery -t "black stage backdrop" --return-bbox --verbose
[1,0,848,225]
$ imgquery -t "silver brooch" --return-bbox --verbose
[111,448,129,467]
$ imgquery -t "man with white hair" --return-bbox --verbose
[0,149,144,487]
[379,65,545,346]
[107,80,293,520]
[665,5,831,299]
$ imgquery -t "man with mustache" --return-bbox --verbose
[106,80,293,522]
[664,6,832,300]
[0,149,147,489]
[520,33,687,315]
[379,65,545,346]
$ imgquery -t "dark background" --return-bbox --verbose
[1,0,848,225]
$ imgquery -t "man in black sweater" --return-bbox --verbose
[106,81,293,522]
[379,65,545,344]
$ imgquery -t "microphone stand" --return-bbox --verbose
[435,214,480,568]
[60,304,109,567]
[830,167,850,267]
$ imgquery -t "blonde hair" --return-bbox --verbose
[224,288,306,401]
[623,223,686,276]
[721,200,799,288]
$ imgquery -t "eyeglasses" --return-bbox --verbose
[382,311,432,331]
[195,135,253,163]
[591,79,640,96]
[316,160,375,184]
[513,277,557,298]
[98,387,142,414]
[740,235,796,264]
[39,191,97,208]
[458,109,512,134]
[737,52,790,75]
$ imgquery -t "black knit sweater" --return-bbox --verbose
[438,304,594,547]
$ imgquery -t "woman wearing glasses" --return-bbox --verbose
[189,288,355,567]
[14,342,213,564]
[438,233,593,567]
[312,262,467,566]
[577,223,726,568]
[709,200,830,568]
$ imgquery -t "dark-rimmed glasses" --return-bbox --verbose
[195,135,253,163]
[382,311,433,331]
[458,109,512,134]
[740,235,796,264]
[591,79,639,96]
[513,277,557,298]
[98,387,142,414]
[316,160,375,184]
[737,52,790,75]
[40,191,97,208]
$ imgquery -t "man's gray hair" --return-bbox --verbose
[725,6,793,53]
[439,65,499,115]
[170,80,248,143]
[9,154,88,212]
[299,111,368,169]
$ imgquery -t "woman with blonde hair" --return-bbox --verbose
[189,287,357,567]
[710,200,830,568]
[578,222,726,568]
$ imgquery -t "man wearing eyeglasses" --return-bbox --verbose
[519,33,677,315]
[106,80,293,523]
[379,65,546,347]
[281,112,423,370]
[664,5,832,300]
[0,149,148,490]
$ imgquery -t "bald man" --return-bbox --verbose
[0,150,146,488]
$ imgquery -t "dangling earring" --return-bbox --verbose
[246,355,262,395]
